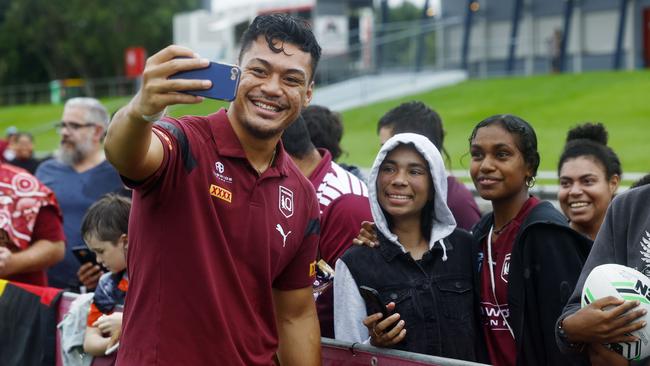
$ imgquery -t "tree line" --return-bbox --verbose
[0,0,200,86]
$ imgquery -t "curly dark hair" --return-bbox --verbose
[238,13,322,81]
[557,122,621,180]
[301,105,343,160]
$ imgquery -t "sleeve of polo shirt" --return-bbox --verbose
[273,194,320,290]
[121,116,189,193]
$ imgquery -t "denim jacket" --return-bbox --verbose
[337,229,485,361]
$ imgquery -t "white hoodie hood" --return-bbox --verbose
[368,133,457,259]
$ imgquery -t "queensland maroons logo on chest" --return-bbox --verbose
[279,186,294,218]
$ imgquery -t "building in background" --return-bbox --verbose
[173,0,374,84]
[438,0,650,76]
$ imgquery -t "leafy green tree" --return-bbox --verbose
[379,1,437,69]
[0,0,200,85]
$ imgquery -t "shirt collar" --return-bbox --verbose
[209,108,290,177]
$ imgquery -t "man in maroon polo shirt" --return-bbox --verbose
[104,14,322,365]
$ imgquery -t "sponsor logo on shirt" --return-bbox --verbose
[279,186,294,218]
[501,253,511,283]
[309,261,317,277]
[640,231,650,277]
[481,301,511,330]
[209,184,232,203]
[213,161,232,184]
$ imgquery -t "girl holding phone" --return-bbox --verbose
[334,133,485,361]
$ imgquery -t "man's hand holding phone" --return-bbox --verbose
[128,45,212,123]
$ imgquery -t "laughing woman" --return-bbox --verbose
[469,115,591,366]
[557,122,621,241]
[334,133,485,362]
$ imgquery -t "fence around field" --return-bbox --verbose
[56,292,489,366]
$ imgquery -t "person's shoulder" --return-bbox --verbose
[154,114,213,141]
[35,157,63,173]
[612,185,650,211]
[523,200,567,228]
[449,227,474,242]
[340,242,376,262]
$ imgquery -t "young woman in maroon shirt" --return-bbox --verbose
[469,115,590,366]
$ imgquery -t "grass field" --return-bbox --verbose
[339,70,650,174]
[1,70,648,174]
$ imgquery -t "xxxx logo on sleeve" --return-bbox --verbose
[209,184,232,203]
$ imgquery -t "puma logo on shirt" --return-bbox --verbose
[276,224,292,247]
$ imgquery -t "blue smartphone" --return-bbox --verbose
[169,60,241,101]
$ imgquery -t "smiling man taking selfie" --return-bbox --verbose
[105,14,322,365]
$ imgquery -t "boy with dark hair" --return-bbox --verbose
[302,104,364,180]
[106,13,322,365]
[81,194,130,356]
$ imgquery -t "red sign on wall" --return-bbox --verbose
[125,47,146,79]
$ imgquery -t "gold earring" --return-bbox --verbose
[526,176,536,188]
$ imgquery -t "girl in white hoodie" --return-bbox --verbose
[333,133,484,361]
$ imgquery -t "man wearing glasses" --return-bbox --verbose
[36,97,128,291]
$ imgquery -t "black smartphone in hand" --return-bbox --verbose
[168,59,241,101]
[71,245,98,266]
[359,285,390,318]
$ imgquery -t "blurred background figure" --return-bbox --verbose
[302,105,365,181]
[35,97,129,291]
[557,122,621,240]
[8,132,41,174]
[0,126,18,162]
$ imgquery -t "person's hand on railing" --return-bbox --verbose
[362,302,406,347]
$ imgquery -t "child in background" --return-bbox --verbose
[81,194,130,356]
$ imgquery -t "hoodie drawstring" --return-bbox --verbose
[437,239,448,261]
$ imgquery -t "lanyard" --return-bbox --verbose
[487,225,515,338]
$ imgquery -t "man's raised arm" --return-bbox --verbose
[104,45,211,181]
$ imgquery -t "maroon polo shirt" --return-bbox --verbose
[117,109,320,366]
[308,149,372,338]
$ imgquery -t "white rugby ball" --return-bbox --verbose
[582,263,650,360]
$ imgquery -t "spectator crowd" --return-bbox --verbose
[2,12,650,366]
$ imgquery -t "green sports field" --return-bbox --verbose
[1,70,648,173]
[338,70,650,174]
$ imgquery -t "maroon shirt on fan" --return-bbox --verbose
[480,196,539,366]
[117,110,320,366]
[309,148,371,338]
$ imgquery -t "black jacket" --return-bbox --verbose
[473,201,592,366]
[341,228,488,362]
